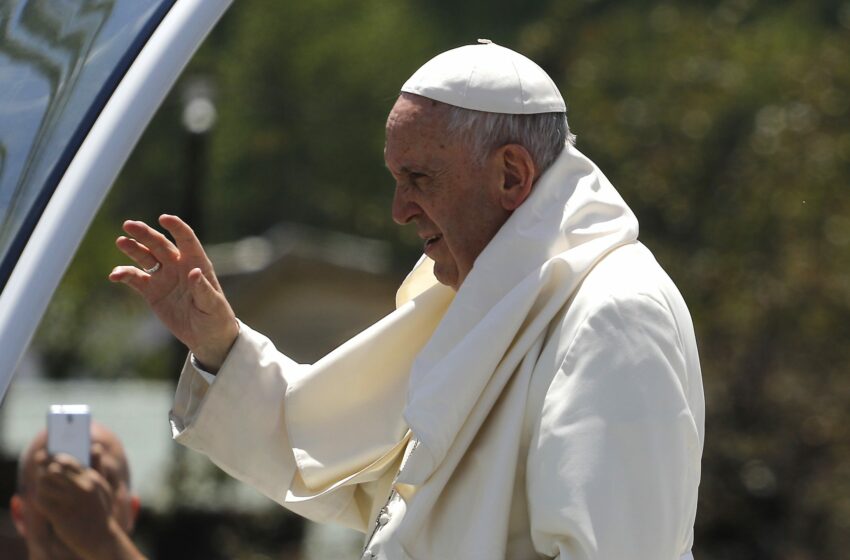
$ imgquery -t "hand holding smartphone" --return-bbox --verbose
[47,404,91,467]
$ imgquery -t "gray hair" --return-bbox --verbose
[443,107,575,174]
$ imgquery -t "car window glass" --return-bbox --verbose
[0,0,176,288]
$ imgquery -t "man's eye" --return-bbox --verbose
[409,172,427,182]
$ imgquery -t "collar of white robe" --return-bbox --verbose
[400,39,566,114]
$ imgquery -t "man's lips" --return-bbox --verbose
[423,234,442,250]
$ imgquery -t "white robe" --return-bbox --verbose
[170,145,704,559]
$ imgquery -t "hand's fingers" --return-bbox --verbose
[159,214,223,287]
[159,214,205,258]
[33,489,67,516]
[41,456,85,493]
[108,266,149,296]
[115,236,159,271]
[33,448,50,467]
[39,464,75,496]
[88,469,113,497]
[90,443,103,473]
[35,475,82,517]
[52,453,84,473]
[188,268,224,314]
[159,215,228,294]
[122,220,180,264]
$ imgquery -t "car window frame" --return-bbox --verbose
[0,0,179,291]
[0,0,233,402]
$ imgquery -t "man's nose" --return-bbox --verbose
[392,184,419,225]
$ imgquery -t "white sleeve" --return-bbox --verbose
[169,322,392,532]
[170,322,307,507]
[188,354,217,385]
[527,294,701,560]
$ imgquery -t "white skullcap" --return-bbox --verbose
[401,39,566,115]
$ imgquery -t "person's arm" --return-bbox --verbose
[170,308,430,532]
[109,214,238,372]
[527,294,701,560]
[169,322,302,501]
[33,454,146,560]
[85,520,145,560]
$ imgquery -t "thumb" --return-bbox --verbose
[188,268,224,314]
[90,443,104,472]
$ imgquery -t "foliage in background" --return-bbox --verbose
[28,0,850,558]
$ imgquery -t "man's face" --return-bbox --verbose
[385,94,511,290]
[11,427,138,560]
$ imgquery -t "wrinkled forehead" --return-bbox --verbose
[386,93,451,134]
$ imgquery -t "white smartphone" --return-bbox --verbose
[47,404,91,467]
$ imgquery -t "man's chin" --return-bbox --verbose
[432,262,460,291]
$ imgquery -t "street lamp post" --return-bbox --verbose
[180,76,217,240]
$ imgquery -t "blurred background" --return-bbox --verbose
[2,0,850,558]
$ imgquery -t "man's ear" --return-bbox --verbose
[497,144,536,211]
[10,494,27,537]
[129,495,141,531]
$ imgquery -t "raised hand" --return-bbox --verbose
[33,452,145,560]
[109,214,238,371]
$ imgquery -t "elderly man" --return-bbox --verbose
[110,42,704,559]
[10,422,144,560]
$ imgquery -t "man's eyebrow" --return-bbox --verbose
[384,162,419,175]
